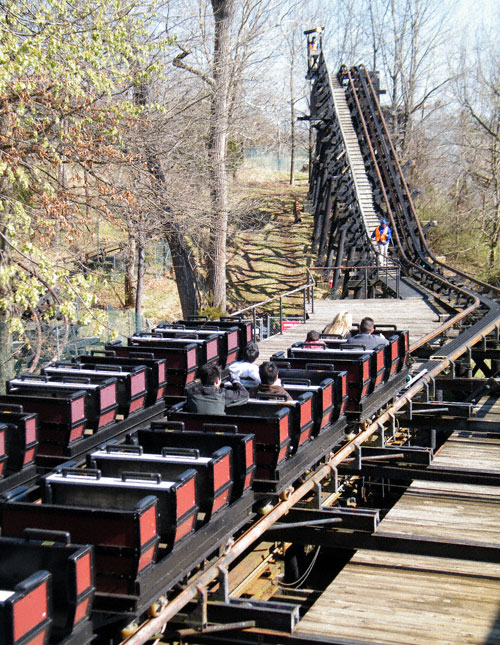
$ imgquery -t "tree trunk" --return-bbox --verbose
[0,243,13,389]
[135,238,145,331]
[124,233,137,308]
[289,46,296,186]
[166,229,198,317]
[207,0,234,312]
[134,83,198,317]
[0,313,13,392]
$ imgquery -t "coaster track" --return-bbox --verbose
[120,54,500,645]
[308,53,500,355]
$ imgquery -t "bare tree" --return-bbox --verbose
[457,37,500,274]
[371,0,454,163]
[170,0,279,311]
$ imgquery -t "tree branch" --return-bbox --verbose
[173,45,215,88]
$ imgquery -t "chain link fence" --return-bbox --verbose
[11,308,150,377]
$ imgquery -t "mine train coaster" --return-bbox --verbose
[0,44,500,645]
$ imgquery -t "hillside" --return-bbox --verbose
[226,178,313,314]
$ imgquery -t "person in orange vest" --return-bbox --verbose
[308,36,320,70]
[371,219,392,266]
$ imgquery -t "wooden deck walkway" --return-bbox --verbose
[295,420,500,643]
[258,297,442,362]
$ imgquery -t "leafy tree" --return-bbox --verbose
[0,0,167,378]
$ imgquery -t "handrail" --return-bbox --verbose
[229,269,316,339]
[310,264,400,299]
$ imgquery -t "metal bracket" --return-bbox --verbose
[188,584,208,630]
[388,412,396,439]
[313,480,322,509]
[353,444,362,470]
[426,374,435,400]
[212,566,229,603]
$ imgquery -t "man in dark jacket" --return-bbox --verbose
[344,317,389,350]
[257,362,293,401]
[186,364,249,415]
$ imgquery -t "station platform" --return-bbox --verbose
[259,297,443,362]
[295,424,500,643]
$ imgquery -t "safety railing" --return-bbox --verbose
[311,264,401,299]
[229,269,316,341]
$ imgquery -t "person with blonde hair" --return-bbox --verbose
[322,311,352,338]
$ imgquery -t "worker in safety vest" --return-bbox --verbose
[371,219,392,266]
[308,36,320,70]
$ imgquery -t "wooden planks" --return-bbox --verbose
[259,297,442,362]
[297,551,500,644]
[295,429,500,643]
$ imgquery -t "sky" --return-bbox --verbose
[456,0,498,32]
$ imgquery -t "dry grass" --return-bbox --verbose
[227,177,313,313]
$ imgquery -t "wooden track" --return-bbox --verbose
[296,417,500,643]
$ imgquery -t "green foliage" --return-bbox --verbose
[0,0,171,343]
[197,295,226,320]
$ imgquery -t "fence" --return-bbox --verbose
[9,307,151,378]
[229,269,316,342]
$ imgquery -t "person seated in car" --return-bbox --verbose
[256,362,293,401]
[322,311,352,338]
[186,364,249,415]
[344,316,389,350]
[303,330,327,349]
[228,341,261,392]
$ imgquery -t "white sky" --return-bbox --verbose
[456,0,498,32]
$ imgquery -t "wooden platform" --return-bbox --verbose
[259,297,443,362]
[295,427,500,643]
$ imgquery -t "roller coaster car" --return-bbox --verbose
[274,376,335,435]
[1,488,159,597]
[6,375,118,432]
[274,367,348,422]
[272,349,372,411]
[0,531,94,642]
[315,334,398,381]
[0,391,87,457]
[347,324,409,373]
[87,442,233,524]
[373,326,409,372]
[289,344,386,393]
[249,394,315,449]
[0,425,9,478]
[0,568,52,645]
[127,422,256,503]
[130,332,219,370]
[154,322,240,367]
[42,467,198,554]
[109,339,199,397]
[177,316,253,361]
[42,362,148,418]
[0,408,38,475]
[77,350,168,407]
[168,402,292,482]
